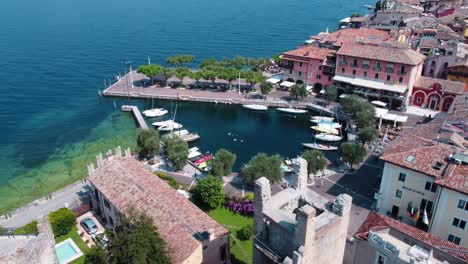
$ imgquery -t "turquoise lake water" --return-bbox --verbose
[0,0,372,213]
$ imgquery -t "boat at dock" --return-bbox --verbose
[172,129,189,136]
[158,121,183,132]
[194,154,212,165]
[310,120,341,129]
[310,116,334,122]
[311,126,339,135]
[315,133,343,142]
[277,107,307,114]
[188,147,202,159]
[152,120,171,127]
[143,108,168,118]
[181,133,200,142]
[242,104,268,111]
[302,143,338,151]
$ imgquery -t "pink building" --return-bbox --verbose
[412,76,465,111]
[280,46,336,88]
[334,42,426,109]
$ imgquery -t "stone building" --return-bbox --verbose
[253,158,352,264]
[87,147,230,264]
[0,216,58,264]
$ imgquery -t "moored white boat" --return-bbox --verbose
[277,107,307,114]
[315,133,342,142]
[311,126,339,135]
[310,116,334,122]
[310,120,341,129]
[242,104,268,111]
[188,148,202,159]
[302,143,338,150]
[158,121,183,131]
[172,129,189,136]
[144,109,168,118]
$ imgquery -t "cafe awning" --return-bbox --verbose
[267,77,281,84]
[371,100,388,107]
[280,81,295,88]
[333,75,407,94]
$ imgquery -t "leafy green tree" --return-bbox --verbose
[358,126,379,145]
[136,128,160,157]
[48,208,76,237]
[137,64,165,84]
[209,149,236,177]
[107,209,171,264]
[162,135,188,170]
[241,153,283,184]
[271,54,282,64]
[301,150,327,175]
[200,58,217,68]
[313,83,323,94]
[229,56,246,70]
[193,176,225,209]
[290,84,308,99]
[237,225,253,240]
[166,54,195,67]
[356,107,376,128]
[84,246,108,264]
[324,85,338,104]
[340,143,366,169]
[259,80,273,98]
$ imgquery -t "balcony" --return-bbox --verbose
[374,66,381,72]
[340,61,347,66]
[362,65,370,70]
[351,63,358,68]
[398,70,407,75]
[386,68,394,74]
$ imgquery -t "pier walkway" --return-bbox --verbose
[122,105,148,129]
[104,71,334,115]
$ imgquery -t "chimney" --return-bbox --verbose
[294,157,308,191]
[208,228,216,241]
[295,205,316,248]
[254,177,271,235]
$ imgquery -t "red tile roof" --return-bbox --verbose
[435,163,468,194]
[282,46,335,61]
[380,135,459,178]
[310,28,393,47]
[415,76,465,95]
[89,157,228,264]
[355,212,468,262]
[337,42,426,65]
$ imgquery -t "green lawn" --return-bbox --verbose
[208,207,253,264]
[55,226,91,264]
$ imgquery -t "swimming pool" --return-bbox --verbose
[55,238,83,264]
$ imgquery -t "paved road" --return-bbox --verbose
[0,181,89,228]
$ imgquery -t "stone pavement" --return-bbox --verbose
[0,181,89,228]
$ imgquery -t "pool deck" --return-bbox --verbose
[103,71,335,115]
[55,238,83,264]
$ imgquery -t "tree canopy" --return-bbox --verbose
[84,247,108,264]
[241,153,283,184]
[48,208,76,237]
[324,85,338,104]
[137,64,165,83]
[107,209,171,264]
[137,128,160,157]
[340,95,376,128]
[166,54,195,67]
[358,126,379,145]
[209,149,237,177]
[290,84,308,99]
[259,80,273,98]
[301,150,327,176]
[193,175,225,209]
[162,135,188,170]
[340,143,366,169]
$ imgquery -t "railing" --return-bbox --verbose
[0,227,38,237]
[340,61,347,66]
[362,65,370,70]
[398,71,407,75]
[374,67,381,72]
[386,68,394,73]
[254,235,283,263]
[351,63,358,68]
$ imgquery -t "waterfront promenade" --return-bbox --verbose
[103,71,335,115]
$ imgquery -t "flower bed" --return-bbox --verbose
[225,196,254,217]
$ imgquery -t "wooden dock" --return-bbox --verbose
[122,105,148,130]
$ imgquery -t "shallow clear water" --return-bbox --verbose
[0,0,373,213]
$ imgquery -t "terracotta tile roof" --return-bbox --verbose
[282,46,335,61]
[310,28,392,48]
[337,42,426,65]
[380,134,459,178]
[435,163,468,194]
[414,76,465,95]
[89,157,228,264]
[355,212,468,262]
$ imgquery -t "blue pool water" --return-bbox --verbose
[55,240,81,264]
[0,0,374,213]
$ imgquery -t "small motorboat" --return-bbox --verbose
[277,107,307,114]
[310,120,341,129]
[281,163,294,173]
[315,133,343,142]
[172,129,189,136]
[310,116,334,122]
[188,150,202,159]
[194,154,212,165]
[152,120,170,127]
[144,109,168,118]
[302,143,338,151]
[143,108,163,115]
[242,104,268,111]
[158,121,183,132]
[311,126,339,135]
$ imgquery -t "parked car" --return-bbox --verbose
[80,217,98,234]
